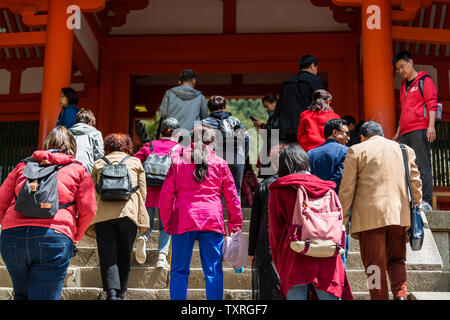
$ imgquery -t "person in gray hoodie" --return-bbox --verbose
[69,108,104,174]
[160,69,209,144]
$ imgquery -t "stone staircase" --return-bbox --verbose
[0,208,448,300]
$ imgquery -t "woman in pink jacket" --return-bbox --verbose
[133,118,181,268]
[0,126,97,300]
[160,125,243,300]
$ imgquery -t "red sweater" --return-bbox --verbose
[0,151,97,242]
[297,109,341,152]
[399,71,438,136]
[268,173,353,300]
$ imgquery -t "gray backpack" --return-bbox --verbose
[95,155,139,201]
[143,142,180,187]
[14,158,77,219]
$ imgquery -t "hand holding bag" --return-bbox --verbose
[400,144,424,251]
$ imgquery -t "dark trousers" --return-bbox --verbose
[95,217,137,297]
[399,129,433,204]
[228,163,244,200]
[359,225,407,300]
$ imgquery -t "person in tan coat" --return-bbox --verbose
[339,121,422,301]
[87,133,149,300]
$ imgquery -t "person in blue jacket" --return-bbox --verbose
[307,118,350,267]
[57,87,80,129]
[307,118,349,193]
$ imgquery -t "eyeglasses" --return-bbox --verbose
[338,130,350,137]
[396,62,408,73]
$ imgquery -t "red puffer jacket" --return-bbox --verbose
[0,150,97,242]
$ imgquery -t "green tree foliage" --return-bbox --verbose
[143,98,268,150]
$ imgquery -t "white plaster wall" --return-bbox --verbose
[110,0,222,35]
[74,13,99,70]
[236,0,350,33]
[20,67,43,94]
[0,69,11,94]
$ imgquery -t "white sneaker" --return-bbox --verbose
[135,236,147,264]
[156,256,170,269]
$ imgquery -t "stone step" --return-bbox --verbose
[0,287,252,300]
[408,292,450,300]
[0,266,447,293]
[0,287,440,300]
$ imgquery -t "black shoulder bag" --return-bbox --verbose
[400,143,424,251]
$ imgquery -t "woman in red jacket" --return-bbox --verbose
[0,126,97,300]
[297,89,341,152]
[268,144,353,300]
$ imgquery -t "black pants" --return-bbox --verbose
[228,163,244,200]
[95,217,137,295]
[399,129,433,204]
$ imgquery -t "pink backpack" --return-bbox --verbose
[289,185,346,258]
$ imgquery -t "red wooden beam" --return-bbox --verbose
[73,35,98,88]
[430,4,444,56]
[392,25,450,45]
[408,7,423,54]
[0,30,45,48]
[0,9,15,59]
[439,4,450,56]
[419,6,433,56]
[221,0,236,34]
[6,10,27,58]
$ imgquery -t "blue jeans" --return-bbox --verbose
[0,226,73,300]
[286,284,339,300]
[138,207,170,256]
[170,231,223,300]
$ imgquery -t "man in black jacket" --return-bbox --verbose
[277,54,324,142]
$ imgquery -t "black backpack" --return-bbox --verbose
[95,155,139,201]
[418,75,442,121]
[143,142,180,187]
[14,158,77,219]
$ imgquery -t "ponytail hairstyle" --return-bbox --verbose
[191,125,215,182]
[308,89,333,112]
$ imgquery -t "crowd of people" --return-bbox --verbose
[0,49,438,301]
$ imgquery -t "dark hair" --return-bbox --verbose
[76,108,96,127]
[309,89,333,112]
[278,144,310,177]
[355,120,365,132]
[262,93,278,104]
[61,87,79,105]
[179,69,197,83]
[342,115,356,126]
[360,121,384,138]
[191,126,215,182]
[324,118,348,138]
[392,51,412,65]
[104,133,133,155]
[43,126,77,156]
[299,54,318,70]
[161,117,180,136]
[207,95,227,112]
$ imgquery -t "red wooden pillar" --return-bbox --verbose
[38,0,74,148]
[361,0,396,138]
